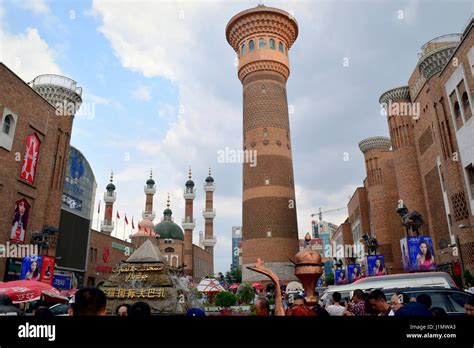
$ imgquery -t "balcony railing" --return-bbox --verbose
[28,74,83,96]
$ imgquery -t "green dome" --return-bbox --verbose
[106,182,116,191]
[146,178,155,185]
[185,179,195,187]
[154,221,184,240]
[205,176,214,183]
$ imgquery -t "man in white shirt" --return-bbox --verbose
[326,292,346,316]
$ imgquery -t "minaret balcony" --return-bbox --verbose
[183,188,196,200]
[203,208,216,219]
[182,217,196,230]
[144,186,156,195]
[418,34,461,80]
[100,221,114,234]
[142,211,156,221]
[203,183,215,192]
[103,191,116,203]
[203,236,217,247]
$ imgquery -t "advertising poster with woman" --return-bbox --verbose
[335,269,347,285]
[408,236,436,271]
[20,256,42,281]
[40,256,55,285]
[347,264,362,282]
[10,198,31,244]
[367,255,386,276]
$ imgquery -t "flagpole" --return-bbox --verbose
[123,215,126,240]
[115,212,118,238]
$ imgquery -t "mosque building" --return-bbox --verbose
[99,168,215,282]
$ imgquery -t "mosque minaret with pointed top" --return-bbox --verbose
[100,171,116,235]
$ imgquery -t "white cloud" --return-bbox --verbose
[0,27,61,82]
[14,0,50,14]
[131,85,151,101]
[158,103,176,122]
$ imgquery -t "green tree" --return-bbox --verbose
[215,291,238,308]
[232,267,242,283]
[326,273,334,286]
[225,271,232,285]
[237,284,255,305]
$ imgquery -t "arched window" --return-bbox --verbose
[165,247,175,253]
[263,128,268,137]
[249,40,255,52]
[454,102,461,118]
[259,38,265,48]
[278,41,284,52]
[241,44,246,56]
[2,114,12,135]
[462,92,470,110]
[269,38,275,49]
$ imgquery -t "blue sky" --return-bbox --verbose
[1,0,472,274]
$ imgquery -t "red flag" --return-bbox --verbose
[138,222,142,231]
[132,217,135,229]
[125,214,129,225]
[116,211,120,219]
[98,201,100,213]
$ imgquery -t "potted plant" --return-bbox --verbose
[214,291,237,316]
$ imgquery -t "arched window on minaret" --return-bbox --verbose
[249,39,255,52]
[278,41,284,52]
[269,38,275,49]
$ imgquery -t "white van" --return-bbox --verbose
[320,272,457,304]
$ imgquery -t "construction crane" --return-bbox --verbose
[311,207,346,222]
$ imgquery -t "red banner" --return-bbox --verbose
[19,134,41,184]
[40,256,55,285]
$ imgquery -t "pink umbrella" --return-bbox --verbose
[229,283,240,290]
[0,280,62,303]
[251,282,264,291]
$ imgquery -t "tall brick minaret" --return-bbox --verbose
[100,171,116,235]
[379,87,427,223]
[143,170,156,222]
[182,167,196,277]
[203,168,216,273]
[226,5,299,283]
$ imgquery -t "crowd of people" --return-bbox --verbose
[1,285,474,317]
[252,286,474,317]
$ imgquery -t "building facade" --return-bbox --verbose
[55,146,97,287]
[226,5,300,284]
[231,226,242,271]
[345,17,474,276]
[0,64,82,280]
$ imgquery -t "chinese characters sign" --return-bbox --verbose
[102,287,166,299]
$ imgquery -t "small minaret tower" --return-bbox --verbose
[182,167,196,277]
[100,171,116,235]
[143,169,156,222]
[203,168,216,271]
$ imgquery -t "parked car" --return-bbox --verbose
[320,272,457,305]
[352,272,457,289]
[384,286,471,316]
[49,303,69,316]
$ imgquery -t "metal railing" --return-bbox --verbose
[28,74,82,96]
